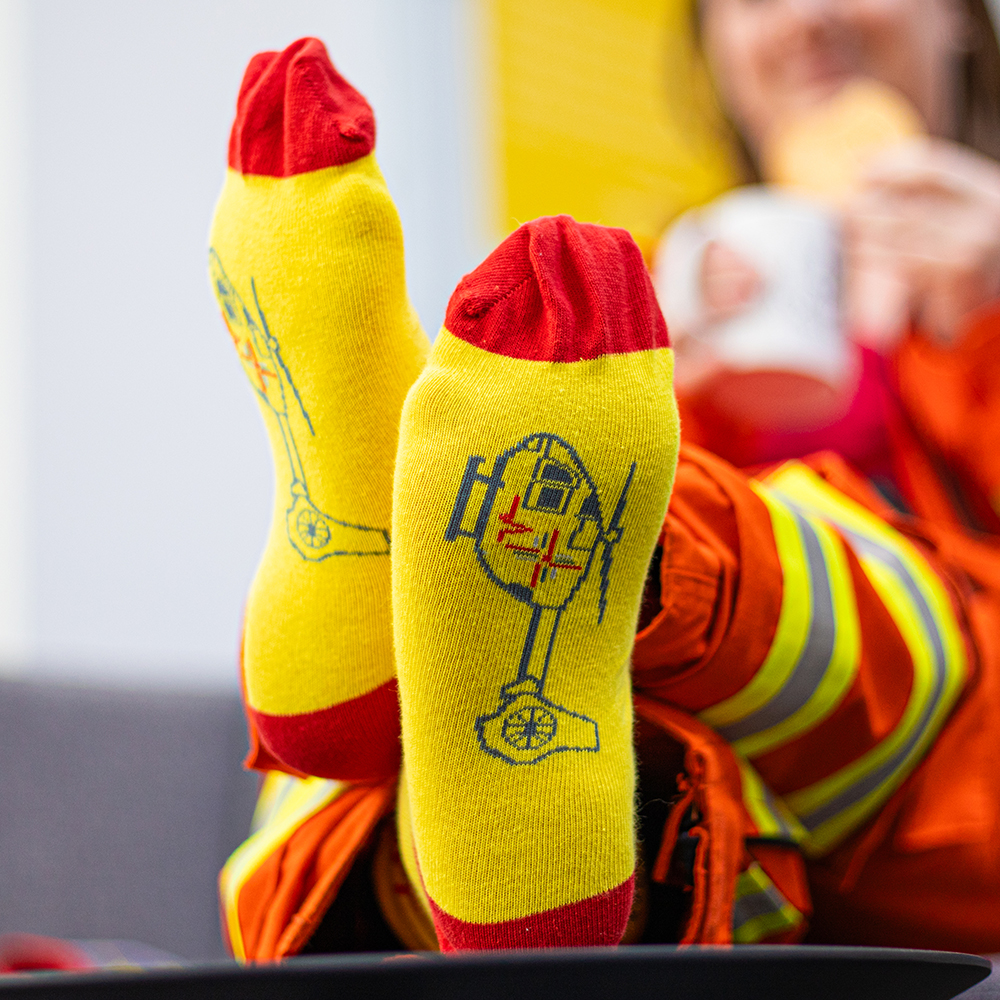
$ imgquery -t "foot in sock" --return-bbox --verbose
[209,38,429,781]
[393,216,680,949]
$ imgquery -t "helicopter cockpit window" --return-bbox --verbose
[523,459,580,515]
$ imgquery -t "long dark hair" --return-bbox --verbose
[958,0,1000,160]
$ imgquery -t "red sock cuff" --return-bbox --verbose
[248,680,402,782]
[429,874,635,950]
[228,37,375,177]
[444,216,669,362]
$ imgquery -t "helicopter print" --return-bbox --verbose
[446,433,636,765]
[210,249,390,561]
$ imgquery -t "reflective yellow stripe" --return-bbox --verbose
[734,509,860,757]
[784,555,935,821]
[768,465,966,678]
[737,757,807,844]
[776,516,860,748]
[699,491,811,729]
[219,773,344,962]
[249,770,301,834]
[765,464,967,856]
[700,486,860,760]
[732,862,805,944]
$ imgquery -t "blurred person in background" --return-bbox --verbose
[656,0,1000,533]
[635,0,1000,951]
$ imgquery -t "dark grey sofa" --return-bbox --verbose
[0,678,258,960]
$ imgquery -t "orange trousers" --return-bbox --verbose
[635,441,1000,952]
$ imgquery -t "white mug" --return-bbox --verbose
[653,186,858,431]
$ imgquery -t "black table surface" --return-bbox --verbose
[0,945,991,1000]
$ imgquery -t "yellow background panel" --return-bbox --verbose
[489,0,741,260]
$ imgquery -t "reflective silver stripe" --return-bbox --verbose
[794,527,948,832]
[733,880,792,929]
[718,510,835,743]
[757,779,797,842]
[800,683,943,831]
[738,756,808,844]
[845,531,945,673]
[775,497,952,835]
[731,862,804,943]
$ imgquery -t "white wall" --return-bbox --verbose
[0,0,492,687]
[0,0,29,666]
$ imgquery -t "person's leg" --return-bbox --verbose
[209,39,428,780]
[392,216,680,949]
[635,445,969,865]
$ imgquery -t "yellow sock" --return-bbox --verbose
[392,216,679,949]
[209,38,428,780]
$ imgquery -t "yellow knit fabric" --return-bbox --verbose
[209,156,429,717]
[392,329,678,926]
[395,764,437,923]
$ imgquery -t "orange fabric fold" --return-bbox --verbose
[634,696,750,945]
[231,781,395,962]
[633,444,782,710]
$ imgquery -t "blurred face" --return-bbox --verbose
[700,0,966,154]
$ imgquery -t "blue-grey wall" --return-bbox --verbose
[10,0,490,686]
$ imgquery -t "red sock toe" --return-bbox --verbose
[228,36,375,177]
[444,215,668,361]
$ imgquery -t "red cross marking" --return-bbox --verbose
[221,314,241,350]
[529,529,583,589]
[240,339,277,394]
[498,495,533,544]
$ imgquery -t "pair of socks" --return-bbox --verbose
[209,38,679,950]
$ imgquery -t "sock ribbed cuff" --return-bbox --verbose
[429,876,636,951]
[249,679,401,781]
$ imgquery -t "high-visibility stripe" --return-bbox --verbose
[766,464,968,856]
[219,773,345,962]
[699,487,860,760]
[732,862,805,943]
[737,757,807,844]
[698,494,812,730]
[249,770,303,834]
